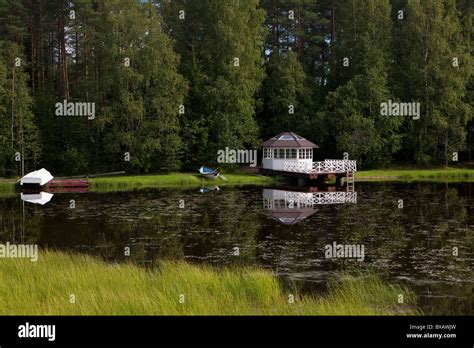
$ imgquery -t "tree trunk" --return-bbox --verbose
[30,0,36,94]
[58,0,69,99]
[11,66,15,148]
[331,0,336,68]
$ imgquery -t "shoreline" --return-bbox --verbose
[1,168,474,197]
[355,168,474,182]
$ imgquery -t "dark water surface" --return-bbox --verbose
[1,182,472,315]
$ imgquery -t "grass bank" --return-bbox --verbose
[356,167,474,182]
[0,251,420,315]
[0,180,15,198]
[90,172,277,191]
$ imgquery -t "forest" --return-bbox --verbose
[0,0,472,176]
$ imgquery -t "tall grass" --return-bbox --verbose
[0,251,420,315]
[0,180,16,198]
[90,173,277,191]
[357,167,474,182]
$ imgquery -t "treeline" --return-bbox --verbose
[0,0,472,176]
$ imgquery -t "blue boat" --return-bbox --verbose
[198,166,220,179]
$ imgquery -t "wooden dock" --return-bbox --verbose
[261,159,356,183]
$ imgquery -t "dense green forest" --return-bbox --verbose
[0,0,472,176]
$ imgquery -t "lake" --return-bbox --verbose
[1,181,472,315]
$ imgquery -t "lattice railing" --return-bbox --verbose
[283,159,357,174]
[283,161,312,173]
[283,191,314,207]
[312,160,357,173]
[312,192,357,204]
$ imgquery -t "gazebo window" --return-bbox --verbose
[286,149,297,159]
[297,148,313,159]
[263,148,272,159]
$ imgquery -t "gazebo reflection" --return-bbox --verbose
[262,186,357,225]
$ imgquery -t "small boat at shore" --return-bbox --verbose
[198,166,220,179]
[18,168,90,191]
[19,168,54,187]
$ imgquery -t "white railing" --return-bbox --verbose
[283,159,357,174]
[284,161,312,173]
[263,192,357,212]
[312,160,357,173]
[283,191,314,207]
[312,192,357,204]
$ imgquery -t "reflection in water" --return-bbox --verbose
[263,187,357,225]
[199,186,220,194]
[21,192,54,205]
[0,182,473,314]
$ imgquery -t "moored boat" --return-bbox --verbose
[198,166,220,179]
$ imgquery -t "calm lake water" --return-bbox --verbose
[1,181,473,315]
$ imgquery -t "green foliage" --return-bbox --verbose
[260,51,313,139]
[393,0,473,165]
[0,41,41,176]
[322,0,401,167]
[162,0,266,169]
[0,0,473,175]
[97,0,187,173]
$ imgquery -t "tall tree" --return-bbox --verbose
[321,0,401,167]
[162,0,266,169]
[0,41,41,176]
[393,0,473,165]
[259,51,313,140]
[97,0,187,173]
[0,0,41,176]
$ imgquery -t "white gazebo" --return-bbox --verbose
[261,132,318,172]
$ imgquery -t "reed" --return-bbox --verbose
[0,251,420,315]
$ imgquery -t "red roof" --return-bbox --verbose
[261,132,319,148]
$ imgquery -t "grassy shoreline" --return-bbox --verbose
[0,251,420,315]
[356,167,474,182]
[0,180,15,198]
[0,173,277,197]
[89,172,278,191]
[1,167,473,197]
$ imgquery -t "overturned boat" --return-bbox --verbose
[19,168,54,187]
[19,168,89,191]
